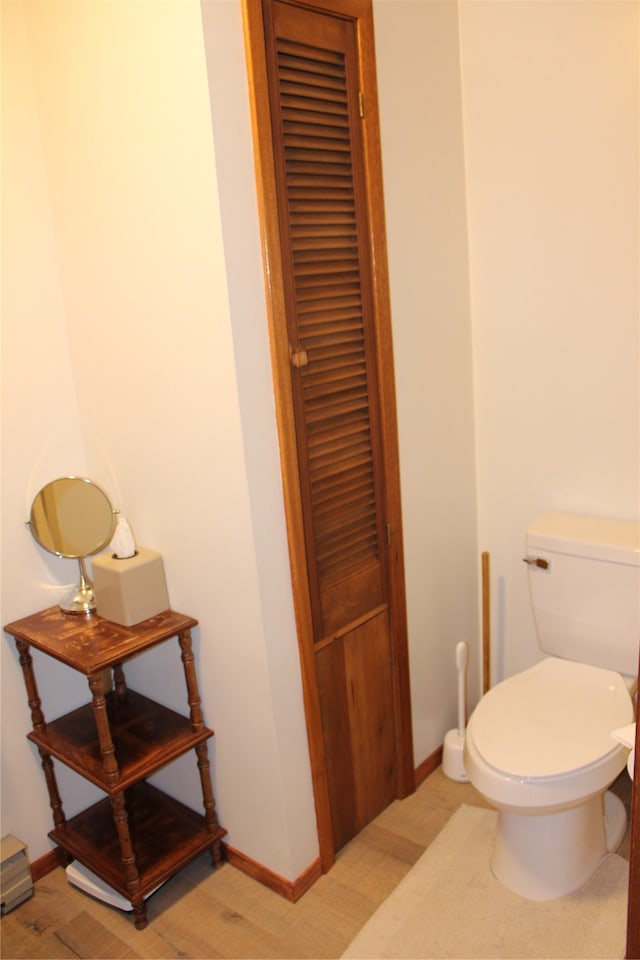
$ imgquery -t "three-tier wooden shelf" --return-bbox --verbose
[4,606,226,929]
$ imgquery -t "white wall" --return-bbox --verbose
[2,0,638,887]
[374,0,480,763]
[1,0,96,853]
[1,0,318,882]
[459,0,640,682]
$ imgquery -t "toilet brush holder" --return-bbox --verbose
[443,728,468,781]
[443,640,470,782]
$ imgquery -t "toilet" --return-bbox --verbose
[464,512,640,901]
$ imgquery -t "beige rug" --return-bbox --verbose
[342,804,628,959]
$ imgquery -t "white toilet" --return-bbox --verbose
[464,512,640,901]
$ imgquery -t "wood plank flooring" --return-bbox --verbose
[1,768,632,959]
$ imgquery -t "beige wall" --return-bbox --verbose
[459,0,640,681]
[1,0,95,854]
[1,0,318,880]
[1,0,638,883]
[374,0,479,764]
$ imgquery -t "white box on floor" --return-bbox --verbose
[1,836,32,914]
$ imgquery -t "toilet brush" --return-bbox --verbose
[442,641,470,782]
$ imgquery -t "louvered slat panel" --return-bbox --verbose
[314,472,374,510]
[297,288,361,307]
[305,397,369,427]
[315,487,376,520]
[298,315,363,333]
[289,191,354,206]
[305,371,368,399]
[276,35,380,588]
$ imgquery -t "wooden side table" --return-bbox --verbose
[4,606,226,929]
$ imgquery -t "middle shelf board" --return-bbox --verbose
[28,689,214,792]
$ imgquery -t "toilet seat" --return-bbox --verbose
[471,657,633,779]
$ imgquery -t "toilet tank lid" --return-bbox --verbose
[527,513,640,566]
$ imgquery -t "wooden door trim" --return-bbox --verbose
[626,653,639,958]
[352,4,415,800]
[242,0,414,873]
[242,0,335,873]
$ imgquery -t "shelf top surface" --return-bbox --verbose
[4,607,198,673]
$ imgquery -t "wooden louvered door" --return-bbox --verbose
[246,0,413,861]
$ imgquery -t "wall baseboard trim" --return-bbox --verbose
[30,843,323,905]
[30,749,444,897]
[222,842,322,903]
[414,743,443,787]
[31,846,67,883]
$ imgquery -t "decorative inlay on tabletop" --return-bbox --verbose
[4,607,198,674]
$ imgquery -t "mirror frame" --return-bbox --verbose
[28,476,116,614]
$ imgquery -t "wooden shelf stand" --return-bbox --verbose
[4,606,226,929]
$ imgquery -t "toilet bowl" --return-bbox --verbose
[463,512,640,900]
[464,656,634,900]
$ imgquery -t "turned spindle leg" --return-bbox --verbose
[15,640,46,731]
[179,631,225,867]
[195,742,224,867]
[110,791,146,928]
[113,663,127,697]
[15,640,67,830]
[178,630,204,731]
[39,748,67,830]
[88,672,120,786]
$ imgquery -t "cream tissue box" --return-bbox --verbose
[92,548,170,626]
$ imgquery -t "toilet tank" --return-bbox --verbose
[526,512,640,676]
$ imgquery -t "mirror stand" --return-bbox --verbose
[61,557,97,615]
[28,477,116,615]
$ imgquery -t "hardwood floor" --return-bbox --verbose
[1,767,632,960]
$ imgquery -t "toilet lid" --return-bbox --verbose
[470,658,634,778]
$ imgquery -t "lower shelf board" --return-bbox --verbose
[50,780,226,901]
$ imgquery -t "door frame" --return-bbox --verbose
[242,0,414,871]
[626,652,640,958]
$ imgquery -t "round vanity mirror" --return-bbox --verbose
[30,477,115,558]
[29,477,116,614]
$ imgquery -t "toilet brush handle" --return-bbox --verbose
[456,641,468,736]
